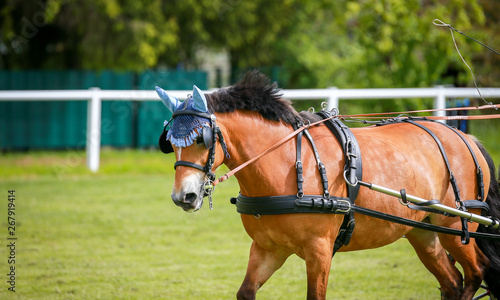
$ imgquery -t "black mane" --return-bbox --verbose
[207,70,306,125]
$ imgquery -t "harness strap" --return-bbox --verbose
[408,200,490,216]
[232,194,351,215]
[215,126,231,159]
[434,122,484,201]
[432,122,485,245]
[296,131,304,198]
[378,117,484,202]
[402,119,471,244]
[352,205,500,241]
[402,187,452,215]
[463,200,490,214]
[174,161,206,172]
[316,111,362,255]
[303,129,330,198]
[230,192,500,240]
[317,112,362,201]
[404,120,462,201]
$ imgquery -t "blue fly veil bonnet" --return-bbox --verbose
[157,85,212,153]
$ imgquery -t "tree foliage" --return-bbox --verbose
[266,0,496,89]
[0,0,177,70]
[1,0,498,89]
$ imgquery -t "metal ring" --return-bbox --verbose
[343,170,358,187]
[303,119,311,128]
[254,214,261,219]
[321,102,328,110]
[204,179,215,193]
[330,107,339,116]
[399,197,410,206]
[307,107,315,114]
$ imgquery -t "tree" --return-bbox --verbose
[0,0,178,70]
[255,0,495,89]
[1,0,498,92]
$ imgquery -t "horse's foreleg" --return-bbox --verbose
[237,241,291,300]
[301,238,334,300]
[406,228,463,299]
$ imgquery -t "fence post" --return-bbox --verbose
[327,87,339,111]
[434,85,446,123]
[87,87,101,172]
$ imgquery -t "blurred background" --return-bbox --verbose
[2,0,499,87]
[1,0,499,152]
[0,1,499,299]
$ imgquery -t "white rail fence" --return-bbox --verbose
[1,86,500,172]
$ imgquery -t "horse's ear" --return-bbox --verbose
[155,86,178,112]
[192,85,208,112]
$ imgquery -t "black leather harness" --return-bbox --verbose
[375,117,487,244]
[230,113,495,250]
[316,111,362,254]
[231,110,363,254]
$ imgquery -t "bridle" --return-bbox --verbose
[159,109,230,208]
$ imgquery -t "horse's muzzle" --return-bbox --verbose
[171,191,202,212]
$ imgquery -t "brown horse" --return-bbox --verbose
[157,71,500,299]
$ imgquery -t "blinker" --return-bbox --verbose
[159,130,174,154]
[202,126,213,149]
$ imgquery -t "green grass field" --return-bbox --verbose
[0,144,497,299]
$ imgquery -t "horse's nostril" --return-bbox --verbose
[184,193,197,203]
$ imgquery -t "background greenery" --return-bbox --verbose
[1,0,499,90]
[0,140,497,299]
[2,0,498,118]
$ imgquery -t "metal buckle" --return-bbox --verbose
[336,199,352,213]
[345,140,358,158]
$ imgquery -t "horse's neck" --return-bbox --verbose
[218,111,298,197]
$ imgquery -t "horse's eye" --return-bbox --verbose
[196,136,204,145]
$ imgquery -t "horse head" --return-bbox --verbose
[156,85,229,212]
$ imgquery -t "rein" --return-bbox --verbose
[344,114,500,122]
[341,103,500,119]
[213,113,338,186]
[214,103,500,186]
[434,19,499,107]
